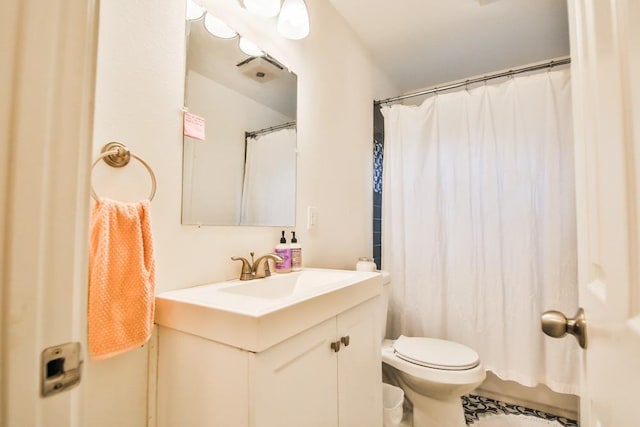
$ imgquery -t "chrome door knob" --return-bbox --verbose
[541,307,587,349]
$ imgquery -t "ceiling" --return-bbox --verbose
[328,0,570,94]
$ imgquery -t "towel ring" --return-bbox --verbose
[90,142,157,201]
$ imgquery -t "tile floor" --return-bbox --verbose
[463,395,579,426]
[394,392,579,426]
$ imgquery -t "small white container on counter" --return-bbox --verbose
[356,257,377,272]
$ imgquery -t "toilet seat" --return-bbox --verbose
[393,335,480,371]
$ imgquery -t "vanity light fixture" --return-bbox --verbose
[186,0,205,20]
[204,12,238,39]
[277,0,310,40]
[239,37,265,57]
[243,0,281,18]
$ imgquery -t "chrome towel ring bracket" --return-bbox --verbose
[90,142,157,201]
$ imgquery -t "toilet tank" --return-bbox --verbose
[380,271,391,340]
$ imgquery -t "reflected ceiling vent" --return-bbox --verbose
[236,56,285,83]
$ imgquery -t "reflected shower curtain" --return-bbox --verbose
[240,128,296,226]
[381,69,579,393]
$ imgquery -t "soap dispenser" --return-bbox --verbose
[274,230,292,273]
[290,231,302,271]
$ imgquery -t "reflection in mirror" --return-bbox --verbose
[182,13,297,226]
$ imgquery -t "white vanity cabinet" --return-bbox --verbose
[155,269,383,427]
[156,296,382,427]
[250,296,382,427]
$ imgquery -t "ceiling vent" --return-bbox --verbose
[236,56,285,83]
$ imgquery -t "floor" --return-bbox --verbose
[396,394,579,427]
[463,395,579,426]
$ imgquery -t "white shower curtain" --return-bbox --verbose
[381,69,579,394]
[240,128,296,226]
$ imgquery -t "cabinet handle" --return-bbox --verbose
[340,336,350,347]
[330,341,341,352]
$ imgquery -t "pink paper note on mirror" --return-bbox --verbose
[184,112,205,140]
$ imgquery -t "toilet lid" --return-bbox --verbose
[392,335,480,370]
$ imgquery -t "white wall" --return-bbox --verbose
[87,0,397,424]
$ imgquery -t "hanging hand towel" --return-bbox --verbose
[88,198,156,360]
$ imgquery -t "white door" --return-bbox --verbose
[0,0,98,426]
[566,0,640,425]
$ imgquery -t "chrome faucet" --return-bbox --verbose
[231,252,284,280]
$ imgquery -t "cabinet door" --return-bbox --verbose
[157,327,250,427]
[337,297,383,427]
[251,317,339,427]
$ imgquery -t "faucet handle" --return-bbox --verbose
[231,256,254,281]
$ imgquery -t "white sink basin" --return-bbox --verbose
[219,269,357,299]
[155,268,382,352]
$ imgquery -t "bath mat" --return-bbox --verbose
[474,413,564,426]
[463,395,579,427]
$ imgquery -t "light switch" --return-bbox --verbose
[307,206,318,231]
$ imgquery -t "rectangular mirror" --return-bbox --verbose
[182,15,297,226]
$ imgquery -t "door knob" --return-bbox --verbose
[541,307,587,349]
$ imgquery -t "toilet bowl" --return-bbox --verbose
[379,274,486,427]
[382,337,485,427]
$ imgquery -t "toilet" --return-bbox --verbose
[379,273,486,427]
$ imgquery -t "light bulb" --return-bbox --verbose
[277,0,310,40]
[243,0,281,18]
[204,13,238,39]
[239,37,265,57]
[186,0,205,20]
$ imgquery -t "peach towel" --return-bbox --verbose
[88,198,156,360]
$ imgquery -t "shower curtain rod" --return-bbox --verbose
[245,121,296,138]
[374,57,571,106]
